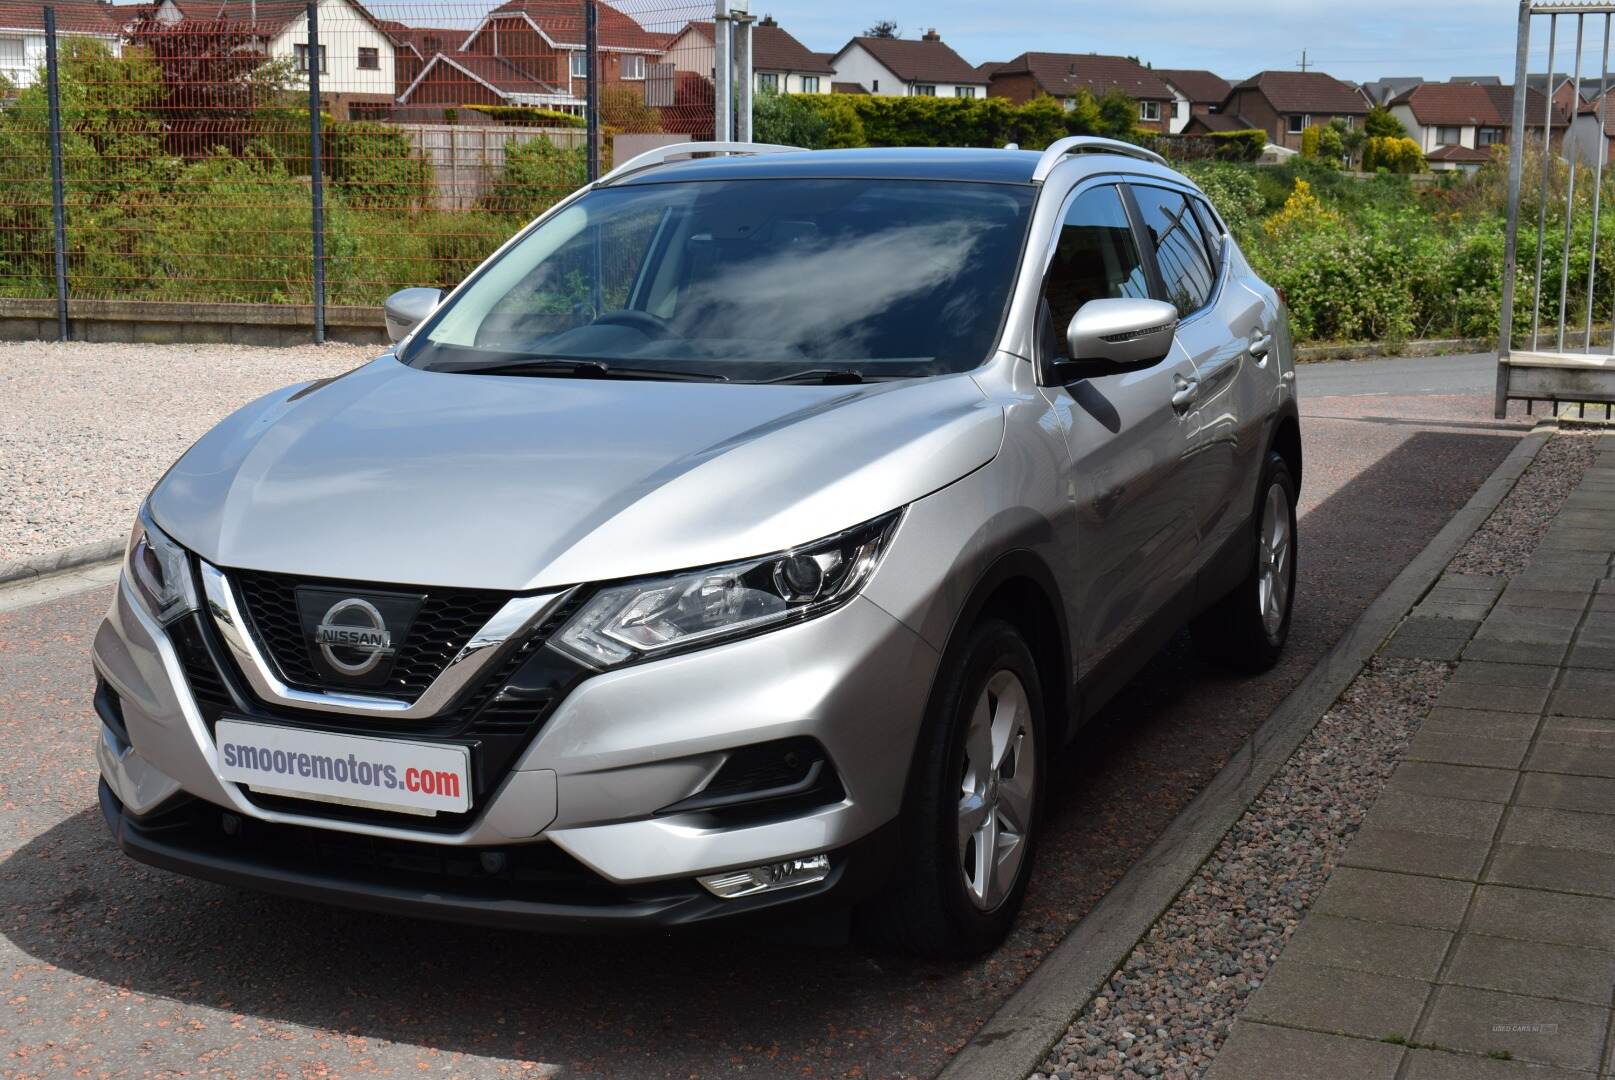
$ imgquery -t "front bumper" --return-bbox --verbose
[99,780,902,931]
[93,566,940,912]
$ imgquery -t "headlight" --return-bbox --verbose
[551,511,902,669]
[126,503,198,624]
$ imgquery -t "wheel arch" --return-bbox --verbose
[1268,401,1303,494]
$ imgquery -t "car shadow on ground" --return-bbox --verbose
[0,427,1521,1078]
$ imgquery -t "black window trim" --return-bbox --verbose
[1122,180,1227,324]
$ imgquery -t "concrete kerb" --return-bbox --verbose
[936,421,1559,1080]
[0,537,123,587]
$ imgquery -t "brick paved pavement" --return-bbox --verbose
[1209,431,1615,1079]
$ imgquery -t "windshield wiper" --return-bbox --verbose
[448,358,728,382]
[764,368,869,385]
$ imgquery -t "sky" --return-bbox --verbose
[732,0,1568,85]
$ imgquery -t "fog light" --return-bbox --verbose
[697,853,830,899]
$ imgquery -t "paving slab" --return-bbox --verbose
[1207,1023,1404,1080]
[1311,868,1475,931]
[1450,661,1563,687]
[1420,708,1542,740]
[1500,805,1615,855]
[1342,828,1493,881]
[1362,790,1506,841]
[1240,962,1432,1041]
[1465,637,1572,665]
[1484,843,1615,899]
[1401,1046,1593,1079]
[1281,913,1453,980]
[1536,715,1615,747]
[1514,771,1615,815]
[1548,689,1615,719]
[1442,933,1615,1005]
[1415,985,1609,1071]
[1466,884,1615,949]
[1405,730,1530,770]
[1386,761,1520,803]
[1435,682,1553,714]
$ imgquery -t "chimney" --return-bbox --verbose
[921,28,940,42]
[759,13,776,27]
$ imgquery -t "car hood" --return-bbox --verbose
[150,355,1004,591]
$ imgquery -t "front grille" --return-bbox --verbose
[233,570,508,701]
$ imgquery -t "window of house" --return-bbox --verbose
[1128,184,1217,318]
[1479,127,1505,146]
[955,85,977,98]
[801,75,819,93]
[1436,125,1463,145]
[758,71,779,92]
[1287,114,1307,135]
[1040,185,1151,360]
[294,44,327,75]
[570,50,588,79]
[914,84,937,96]
[357,46,379,70]
[1139,100,1161,122]
[1062,97,1076,112]
[0,36,24,71]
[622,53,645,80]
[872,78,879,92]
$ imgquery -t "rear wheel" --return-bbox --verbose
[1191,452,1298,672]
[861,619,1044,957]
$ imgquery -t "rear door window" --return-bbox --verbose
[1128,185,1218,318]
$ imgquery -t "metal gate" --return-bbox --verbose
[1498,0,1615,418]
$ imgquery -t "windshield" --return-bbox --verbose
[403,178,1035,381]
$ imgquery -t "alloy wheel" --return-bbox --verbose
[957,669,1036,911]
[1257,482,1292,640]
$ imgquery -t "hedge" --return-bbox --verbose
[460,104,586,129]
[753,89,1139,151]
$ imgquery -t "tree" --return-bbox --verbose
[865,20,900,37]
[1094,91,1138,139]
[600,83,661,133]
[127,13,298,156]
[1333,117,1366,167]
[1364,105,1406,140]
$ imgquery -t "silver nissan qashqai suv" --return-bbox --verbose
[94,138,1300,957]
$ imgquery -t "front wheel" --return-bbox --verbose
[1191,452,1298,672]
[860,619,1044,957]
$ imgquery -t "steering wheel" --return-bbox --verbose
[591,310,672,338]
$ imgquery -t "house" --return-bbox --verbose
[0,0,123,89]
[379,21,462,102]
[1361,76,1423,107]
[1191,70,1369,150]
[154,0,399,119]
[1390,81,1570,172]
[829,29,987,98]
[1566,90,1615,163]
[398,0,665,115]
[659,15,832,94]
[987,51,1175,131]
[1155,68,1230,133]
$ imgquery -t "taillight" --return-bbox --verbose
[1275,287,1289,309]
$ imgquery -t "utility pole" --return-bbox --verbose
[1296,49,1310,72]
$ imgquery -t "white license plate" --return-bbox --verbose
[215,719,471,817]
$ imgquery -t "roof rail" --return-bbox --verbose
[1030,136,1167,183]
[597,141,805,185]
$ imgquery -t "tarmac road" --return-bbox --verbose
[0,354,1533,1079]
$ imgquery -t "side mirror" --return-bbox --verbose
[1065,298,1179,367]
[383,287,443,344]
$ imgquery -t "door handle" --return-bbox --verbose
[1171,375,1200,411]
[1249,333,1273,359]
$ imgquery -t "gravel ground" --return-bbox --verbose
[0,341,375,564]
[1033,431,1597,1080]
[1446,429,1599,576]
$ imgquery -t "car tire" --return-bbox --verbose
[1191,451,1298,673]
[859,618,1044,958]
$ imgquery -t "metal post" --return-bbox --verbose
[733,10,754,142]
[1532,13,1558,350]
[44,7,68,342]
[1585,14,1610,351]
[1500,1,1533,417]
[713,0,732,142]
[307,1,325,343]
[1556,14,1585,351]
[584,0,599,181]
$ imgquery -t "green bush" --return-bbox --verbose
[753,90,1132,152]
[327,121,432,210]
[1363,136,1426,174]
[481,137,586,220]
[461,103,586,128]
[1180,161,1265,235]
